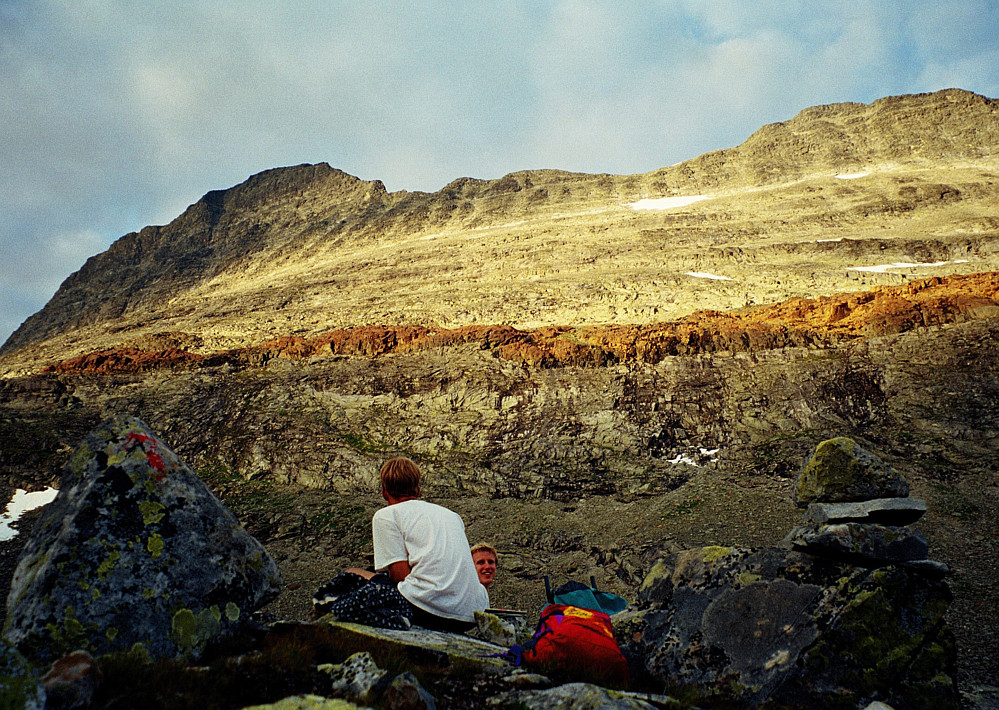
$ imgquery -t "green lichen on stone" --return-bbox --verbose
[97,549,121,579]
[225,603,240,622]
[640,559,669,591]
[66,442,94,477]
[248,550,264,574]
[702,546,733,563]
[171,607,222,658]
[796,437,858,504]
[43,613,90,657]
[147,533,164,558]
[737,572,761,587]
[142,588,157,599]
[139,500,166,525]
[106,627,118,642]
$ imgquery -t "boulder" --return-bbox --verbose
[626,546,957,709]
[794,437,909,506]
[783,522,929,564]
[4,416,282,663]
[804,497,927,525]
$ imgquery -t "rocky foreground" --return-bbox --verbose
[0,418,972,709]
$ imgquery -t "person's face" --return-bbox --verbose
[472,550,497,589]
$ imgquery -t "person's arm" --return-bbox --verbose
[386,559,412,583]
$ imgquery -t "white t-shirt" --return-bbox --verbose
[372,499,489,622]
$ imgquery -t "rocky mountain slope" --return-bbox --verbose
[2,88,998,697]
[2,88,998,375]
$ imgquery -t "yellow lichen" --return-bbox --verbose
[97,550,121,579]
[639,559,669,591]
[146,533,164,558]
[139,500,166,525]
[171,608,222,657]
[702,546,733,563]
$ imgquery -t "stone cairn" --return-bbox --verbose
[783,436,947,577]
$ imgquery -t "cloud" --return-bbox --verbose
[1,1,998,346]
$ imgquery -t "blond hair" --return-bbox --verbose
[379,457,421,498]
[470,542,497,558]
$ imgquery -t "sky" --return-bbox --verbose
[2,1,998,346]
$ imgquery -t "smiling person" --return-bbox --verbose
[471,542,497,591]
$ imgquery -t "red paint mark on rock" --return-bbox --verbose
[123,431,167,481]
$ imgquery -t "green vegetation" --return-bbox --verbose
[661,496,704,520]
[342,431,383,453]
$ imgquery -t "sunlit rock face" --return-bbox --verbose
[3,416,281,663]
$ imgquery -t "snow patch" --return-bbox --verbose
[686,271,733,281]
[835,172,869,180]
[629,195,709,210]
[667,447,720,466]
[0,487,59,542]
[848,260,957,273]
[816,238,843,243]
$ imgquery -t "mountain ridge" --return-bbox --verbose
[3,88,999,376]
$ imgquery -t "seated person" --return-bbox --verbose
[314,457,487,633]
[470,542,497,591]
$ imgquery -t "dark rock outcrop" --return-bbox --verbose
[3,416,282,663]
[624,546,956,709]
[622,439,958,709]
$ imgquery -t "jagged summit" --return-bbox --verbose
[2,88,998,375]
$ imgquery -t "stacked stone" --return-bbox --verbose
[783,436,947,576]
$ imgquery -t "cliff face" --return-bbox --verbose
[1,88,998,692]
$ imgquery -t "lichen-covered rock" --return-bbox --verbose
[319,621,510,675]
[784,523,929,564]
[241,696,362,709]
[804,497,927,525]
[318,651,387,704]
[795,437,909,506]
[628,546,957,709]
[3,416,282,663]
[467,610,518,647]
[489,682,661,709]
[0,637,44,710]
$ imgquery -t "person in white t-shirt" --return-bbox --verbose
[371,457,488,632]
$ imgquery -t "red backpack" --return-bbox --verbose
[503,603,629,688]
